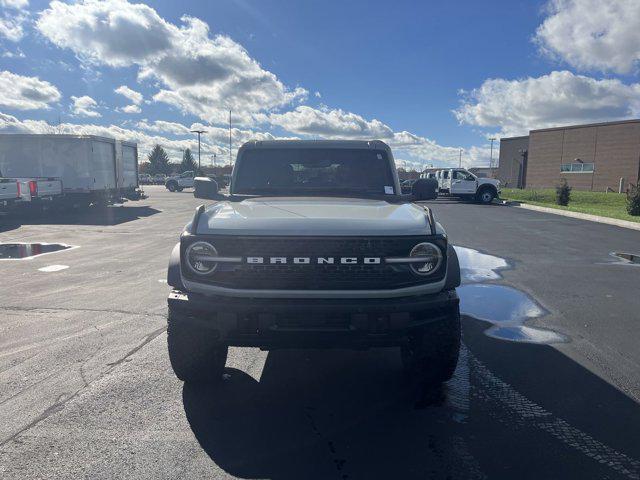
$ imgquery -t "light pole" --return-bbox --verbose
[489,137,496,175]
[190,129,206,171]
[458,148,462,168]
[228,109,232,165]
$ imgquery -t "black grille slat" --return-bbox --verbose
[184,236,445,290]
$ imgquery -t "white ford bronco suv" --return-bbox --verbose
[166,140,461,386]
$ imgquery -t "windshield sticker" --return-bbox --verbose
[384,186,394,194]
[377,153,382,159]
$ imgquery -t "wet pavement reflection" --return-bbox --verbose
[611,251,640,264]
[0,242,74,260]
[454,245,567,344]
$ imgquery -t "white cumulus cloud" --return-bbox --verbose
[121,104,141,114]
[0,10,27,42]
[269,106,394,139]
[0,111,227,162]
[454,70,640,137]
[37,0,307,124]
[536,0,640,74]
[115,85,143,105]
[1,0,30,7]
[0,71,61,110]
[115,85,143,114]
[71,95,101,118]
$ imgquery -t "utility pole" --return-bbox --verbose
[489,137,496,175]
[190,129,206,172]
[459,148,462,168]
[229,109,232,165]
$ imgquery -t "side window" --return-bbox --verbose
[443,171,449,179]
[455,171,475,181]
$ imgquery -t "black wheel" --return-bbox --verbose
[167,307,228,384]
[176,187,184,192]
[477,187,495,204]
[401,305,461,386]
[167,182,177,192]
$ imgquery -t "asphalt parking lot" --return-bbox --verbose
[1,186,639,479]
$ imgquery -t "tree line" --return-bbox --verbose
[141,145,199,175]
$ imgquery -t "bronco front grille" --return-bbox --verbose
[181,235,447,290]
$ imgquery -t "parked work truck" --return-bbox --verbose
[434,168,500,204]
[0,177,63,212]
[166,140,461,387]
[0,134,140,207]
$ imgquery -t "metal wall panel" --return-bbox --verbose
[90,139,117,191]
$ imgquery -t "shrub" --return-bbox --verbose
[556,179,571,206]
[627,184,640,216]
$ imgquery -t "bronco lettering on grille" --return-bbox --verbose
[246,257,381,265]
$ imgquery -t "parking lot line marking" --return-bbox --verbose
[38,265,69,272]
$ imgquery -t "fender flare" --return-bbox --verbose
[477,184,497,196]
[167,242,185,290]
[444,244,461,290]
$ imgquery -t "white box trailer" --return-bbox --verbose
[0,134,139,204]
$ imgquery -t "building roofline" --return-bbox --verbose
[499,135,529,141]
[530,118,640,133]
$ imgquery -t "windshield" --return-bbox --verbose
[233,148,395,196]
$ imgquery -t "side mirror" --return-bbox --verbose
[194,176,222,200]
[411,178,438,201]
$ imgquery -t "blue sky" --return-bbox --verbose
[1,0,640,169]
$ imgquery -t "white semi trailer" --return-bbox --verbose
[0,134,140,206]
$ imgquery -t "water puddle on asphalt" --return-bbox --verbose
[0,243,75,260]
[454,246,509,282]
[38,264,69,272]
[453,246,567,344]
[610,252,640,264]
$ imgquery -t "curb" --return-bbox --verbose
[503,201,640,232]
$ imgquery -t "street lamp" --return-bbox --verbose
[190,129,206,171]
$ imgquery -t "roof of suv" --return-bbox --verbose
[239,139,392,150]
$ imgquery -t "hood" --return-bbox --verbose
[195,197,432,236]
[478,178,500,187]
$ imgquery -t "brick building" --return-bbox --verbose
[498,119,640,191]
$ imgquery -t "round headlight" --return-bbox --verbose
[185,241,218,275]
[409,242,442,276]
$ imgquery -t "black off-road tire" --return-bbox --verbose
[167,308,228,384]
[166,181,177,192]
[176,187,184,192]
[401,306,461,386]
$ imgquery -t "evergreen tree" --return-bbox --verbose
[147,145,171,175]
[180,148,198,173]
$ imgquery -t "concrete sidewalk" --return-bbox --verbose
[504,201,640,232]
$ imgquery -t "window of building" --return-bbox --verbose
[561,162,594,173]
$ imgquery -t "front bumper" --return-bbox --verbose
[167,289,459,349]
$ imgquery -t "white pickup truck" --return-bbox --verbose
[16,177,63,204]
[1,177,63,212]
[165,171,195,192]
[0,178,19,210]
[435,168,500,204]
